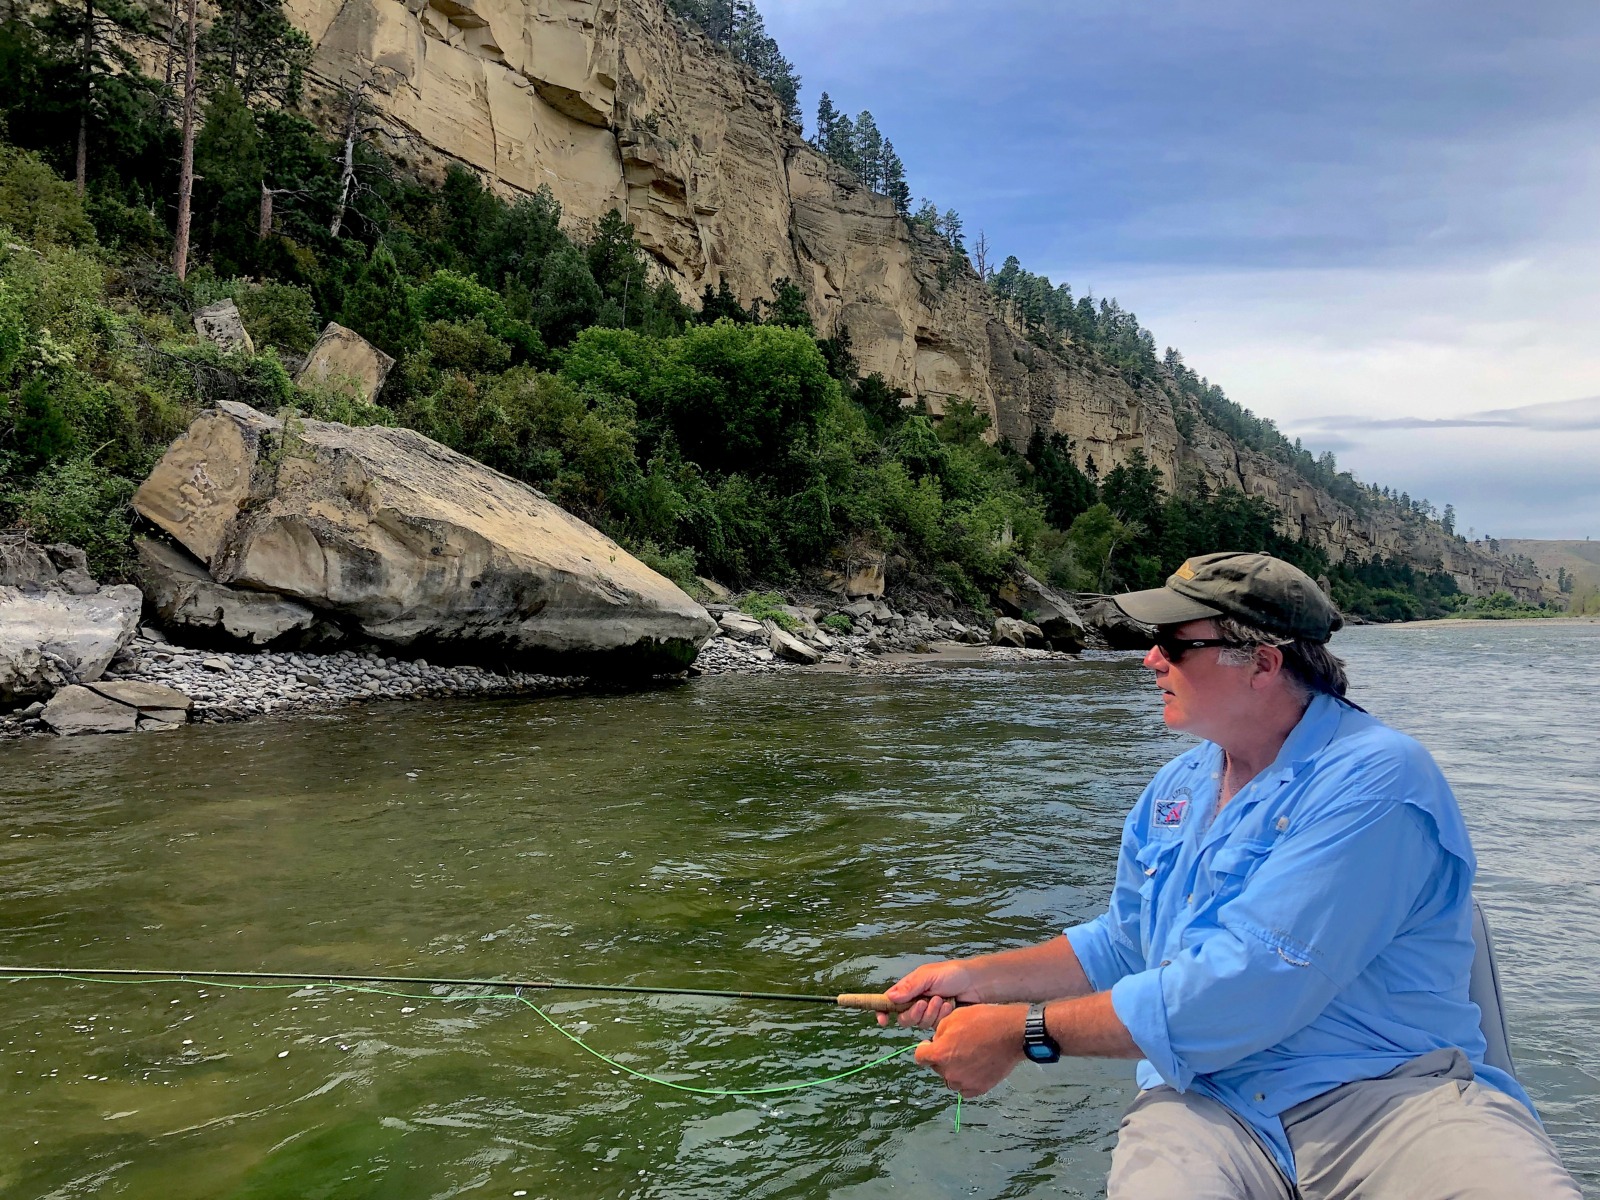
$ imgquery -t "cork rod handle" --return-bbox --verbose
[835,993,904,1012]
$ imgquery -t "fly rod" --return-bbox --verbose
[0,966,906,1013]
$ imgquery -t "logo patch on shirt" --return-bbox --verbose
[1155,787,1192,828]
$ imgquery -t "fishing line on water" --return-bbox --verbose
[3,972,961,1129]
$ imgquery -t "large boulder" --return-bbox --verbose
[765,621,822,665]
[991,616,1047,649]
[192,299,255,355]
[0,536,91,589]
[1081,596,1156,651]
[717,611,766,642]
[0,584,142,702]
[996,571,1087,652]
[42,684,139,735]
[132,402,716,673]
[294,323,395,401]
[135,537,331,649]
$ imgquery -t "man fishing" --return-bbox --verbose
[882,552,1581,1198]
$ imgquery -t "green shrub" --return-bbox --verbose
[236,282,319,353]
[5,458,137,579]
[0,148,96,248]
[629,539,699,594]
[422,318,512,375]
[738,590,797,631]
[821,612,854,636]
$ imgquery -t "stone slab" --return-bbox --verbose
[42,684,138,735]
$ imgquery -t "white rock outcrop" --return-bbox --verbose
[192,299,255,354]
[132,402,716,672]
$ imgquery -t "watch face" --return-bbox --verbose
[1024,1042,1060,1064]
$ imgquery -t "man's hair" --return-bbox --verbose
[1213,615,1350,699]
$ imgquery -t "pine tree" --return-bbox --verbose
[586,207,650,326]
[939,207,964,252]
[763,276,812,331]
[729,1,800,124]
[825,111,856,172]
[852,111,883,190]
[36,0,154,194]
[172,0,200,280]
[201,0,310,107]
[340,242,420,357]
[971,229,990,281]
[881,139,909,214]
[813,92,838,153]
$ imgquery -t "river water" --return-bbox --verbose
[1,622,1595,1198]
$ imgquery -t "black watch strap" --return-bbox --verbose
[1024,1001,1061,1063]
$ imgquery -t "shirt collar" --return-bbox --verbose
[1264,691,1346,782]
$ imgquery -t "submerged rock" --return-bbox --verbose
[133,402,716,673]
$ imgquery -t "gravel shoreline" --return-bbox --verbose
[1,602,1079,739]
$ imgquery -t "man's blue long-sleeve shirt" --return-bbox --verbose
[1064,693,1536,1183]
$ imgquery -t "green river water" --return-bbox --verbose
[1,622,1596,1198]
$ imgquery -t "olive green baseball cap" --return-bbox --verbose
[1111,552,1344,642]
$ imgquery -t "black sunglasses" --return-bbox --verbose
[1152,635,1236,663]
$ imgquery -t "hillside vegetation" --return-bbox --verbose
[0,9,1521,621]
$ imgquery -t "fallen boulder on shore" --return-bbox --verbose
[0,535,143,702]
[991,616,1047,649]
[132,402,716,673]
[997,571,1087,652]
[134,537,333,649]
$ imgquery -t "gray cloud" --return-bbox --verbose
[1300,395,1600,433]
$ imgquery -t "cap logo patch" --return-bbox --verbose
[1174,560,1197,581]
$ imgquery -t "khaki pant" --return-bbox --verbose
[1107,1049,1581,1199]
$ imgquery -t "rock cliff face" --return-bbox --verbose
[282,0,1540,601]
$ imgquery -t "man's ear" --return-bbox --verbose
[1251,643,1285,687]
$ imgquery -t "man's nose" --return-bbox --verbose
[1142,646,1166,670]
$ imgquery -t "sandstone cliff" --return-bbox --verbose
[279,0,1541,601]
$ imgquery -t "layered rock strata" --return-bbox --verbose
[268,0,1537,599]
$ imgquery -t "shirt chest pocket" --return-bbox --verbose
[1203,839,1276,907]
[1135,839,1184,946]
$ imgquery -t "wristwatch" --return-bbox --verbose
[1023,1002,1061,1063]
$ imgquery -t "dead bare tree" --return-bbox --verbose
[257,181,312,239]
[972,229,991,284]
[328,75,375,239]
[171,0,199,280]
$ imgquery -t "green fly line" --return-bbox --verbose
[3,972,961,1131]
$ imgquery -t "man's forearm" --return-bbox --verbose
[961,935,1094,1003]
[1043,989,1143,1059]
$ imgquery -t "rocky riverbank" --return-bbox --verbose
[0,593,1091,739]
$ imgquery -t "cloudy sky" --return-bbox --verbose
[761,0,1600,540]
